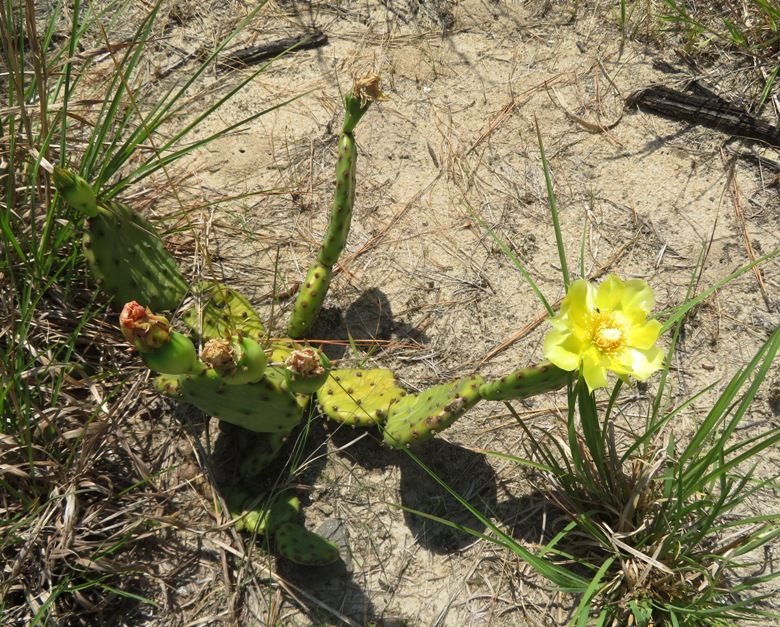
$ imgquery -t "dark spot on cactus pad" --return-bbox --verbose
[355,372,362,377]
[313,272,321,279]
[326,389,333,395]
[347,388,354,394]
[301,301,309,309]
[540,364,550,373]
[331,405,339,411]
[333,376,341,382]
[355,399,362,406]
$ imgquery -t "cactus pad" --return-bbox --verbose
[382,375,484,448]
[478,361,569,401]
[183,282,267,341]
[238,428,293,477]
[239,490,301,535]
[317,368,406,427]
[83,200,188,311]
[159,369,304,432]
[274,521,341,566]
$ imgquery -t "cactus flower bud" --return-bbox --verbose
[284,348,331,394]
[120,301,171,351]
[119,301,198,374]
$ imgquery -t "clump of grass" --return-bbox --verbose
[620,0,779,107]
[0,0,300,622]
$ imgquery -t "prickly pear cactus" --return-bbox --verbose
[155,369,304,433]
[182,282,267,342]
[200,335,268,385]
[383,375,484,448]
[317,368,406,427]
[478,361,569,401]
[274,521,340,566]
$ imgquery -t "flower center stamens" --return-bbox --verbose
[591,311,628,354]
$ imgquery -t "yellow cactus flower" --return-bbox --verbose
[544,275,664,392]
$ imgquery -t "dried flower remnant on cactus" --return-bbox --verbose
[201,338,237,374]
[286,348,325,378]
[543,275,664,392]
[120,301,171,352]
[352,73,389,107]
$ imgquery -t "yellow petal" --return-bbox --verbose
[595,275,625,312]
[581,352,609,391]
[610,347,664,380]
[628,319,662,350]
[544,331,584,371]
[621,278,655,315]
[562,279,595,324]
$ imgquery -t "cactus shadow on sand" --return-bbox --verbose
[398,438,497,554]
[310,287,431,358]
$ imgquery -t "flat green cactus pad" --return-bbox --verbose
[182,282,266,341]
[239,428,293,477]
[238,490,300,535]
[267,339,297,365]
[171,369,303,432]
[317,368,406,427]
[274,521,340,566]
[84,200,188,311]
[382,375,484,448]
[478,361,569,401]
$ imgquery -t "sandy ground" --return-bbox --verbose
[95,0,780,624]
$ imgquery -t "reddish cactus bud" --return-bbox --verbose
[119,301,171,352]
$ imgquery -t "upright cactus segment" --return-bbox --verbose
[478,361,570,401]
[182,282,267,342]
[55,166,188,311]
[286,262,333,340]
[383,375,484,448]
[317,368,406,427]
[287,74,387,339]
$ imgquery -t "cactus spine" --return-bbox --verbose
[287,74,387,339]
